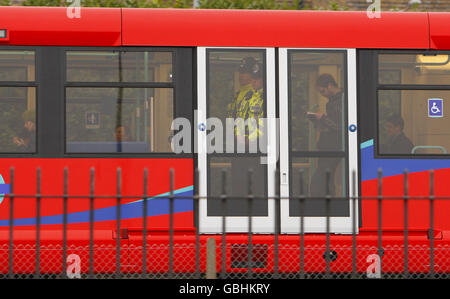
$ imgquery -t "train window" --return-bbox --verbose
[290,157,347,216]
[66,87,173,153]
[289,51,346,152]
[0,87,36,153]
[0,50,36,153]
[0,50,35,81]
[378,90,450,155]
[379,54,450,85]
[206,49,267,216]
[66,51,173,83]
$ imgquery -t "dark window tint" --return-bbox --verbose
[66,51,173,83]
[0,50,35,81]
[378,90,450,155]
[289,51,346,152]
[290,157,347,217]
[66,87,173,153]
[379,54,450,85]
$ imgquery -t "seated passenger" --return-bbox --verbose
[13,109,36,152]
[114,125,128,143]
[383,114,414,154]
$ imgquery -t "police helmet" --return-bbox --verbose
[239,57,257,74]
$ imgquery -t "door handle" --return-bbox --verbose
[281,172,288,185]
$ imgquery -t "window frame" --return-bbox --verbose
[0,46,38,155]
[62,46,190,157]
[376,50,450,158]
[0,46,193,158]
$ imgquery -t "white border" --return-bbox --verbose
[279,48,359,234]
[198,47,276,233]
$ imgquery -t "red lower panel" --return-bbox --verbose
[0,232,446,274]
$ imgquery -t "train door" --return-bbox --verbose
[278,48,359,233]
[197,47,277,233]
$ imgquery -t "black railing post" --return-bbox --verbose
[35,167,41,279]
[62,167,68,279]
[325,170,331,279]
[116,168,122,279]
[221,170,227,279]
[377,168,383,278]
[194,168,200,279]
[429,170,435,278]
[142,168,148,279]
[403,169,409,278]
[247,169,253,279]
[299,169,305,279]
[8,167,14,279]
[169,168,174,279]
[274,169,279,279]
[351,170,357,278]
[89,168,95,279]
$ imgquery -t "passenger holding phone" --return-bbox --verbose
[307,74,343,198]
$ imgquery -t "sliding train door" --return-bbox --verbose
[197,47,277,233]
[278,48,359,234]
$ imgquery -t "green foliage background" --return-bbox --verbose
[2,0,350,10]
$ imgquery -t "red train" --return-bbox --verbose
[0,6,449,277]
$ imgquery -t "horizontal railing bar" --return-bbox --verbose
[2,195,450,200]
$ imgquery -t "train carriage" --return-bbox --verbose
[0,6,449,277]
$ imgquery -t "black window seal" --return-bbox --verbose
[63,46,181,156]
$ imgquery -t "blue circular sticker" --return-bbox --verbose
[349,124,357,132]
[198,123,206,131]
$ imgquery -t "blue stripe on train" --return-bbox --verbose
[0,186,194,227]
[361,140,450,181]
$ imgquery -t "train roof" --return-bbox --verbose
[0,6,449,49]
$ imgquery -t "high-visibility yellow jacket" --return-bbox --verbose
[227,84,253,119]
[234,88,264,141]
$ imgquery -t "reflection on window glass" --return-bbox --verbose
[66,51,173,82]
[0,87,36,152]
[66,87,173,153]
[290,157,348,217]
[0,51,35,81]
[289,51,346,152]
[379,90,450,155]
[379,54,450,85]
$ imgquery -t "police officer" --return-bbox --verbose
[229,58,266,216]
[233,59,265,151]
[227,57,256,120]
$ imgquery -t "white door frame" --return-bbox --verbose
[278,48,359,234]
[197,47,277,233]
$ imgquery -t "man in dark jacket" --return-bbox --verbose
[383,115,414,154]
[307,74,343,199]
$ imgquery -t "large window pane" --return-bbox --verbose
[290,157,347,217]
[378,90,450,155]
[0,50,35,81]
[0,87,36,152]
[289,51,346,152]
[206,50,267,217]
[66,51,173,83]
[379,54,450,85]
[122,51,172,82]
[207,50,266,153]
[208,157,267,216]
[66,87,173,153]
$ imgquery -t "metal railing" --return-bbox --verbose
[0,167,449,279]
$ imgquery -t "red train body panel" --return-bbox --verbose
[0,6,449,275]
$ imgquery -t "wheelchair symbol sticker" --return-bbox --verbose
[428,98,443,118]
